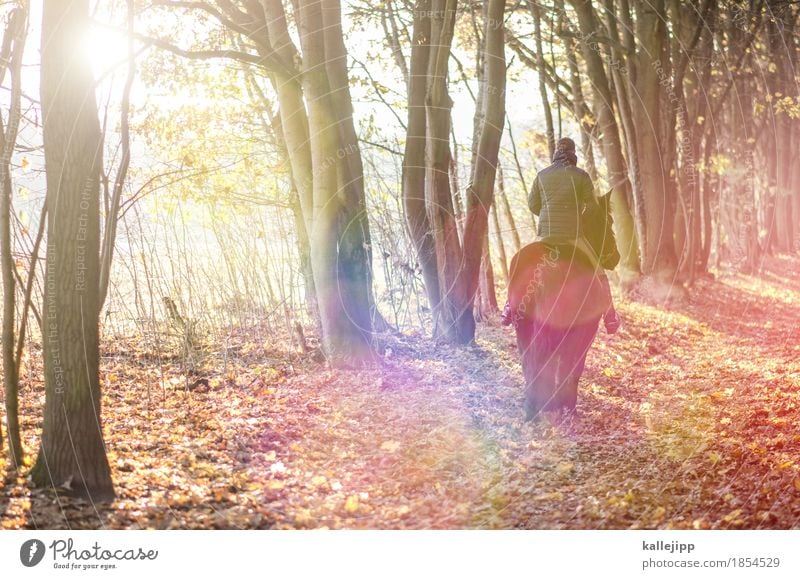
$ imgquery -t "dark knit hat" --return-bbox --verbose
[555,137,576,154]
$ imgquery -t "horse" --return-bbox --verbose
[506,192,620,420]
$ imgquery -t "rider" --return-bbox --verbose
[503,137,619,333]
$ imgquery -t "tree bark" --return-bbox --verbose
[425,0,473,342]
[560,14,598,182]
[569,0,641,284]
[531,0,555,158]
[497,166,521,253]
[402,0,442,333]
[0,4,27,466]
[297,0,375,364]
[457,0,507,338]
[491,198,508,282]
[322,0,388,332]
[474,233,498,320]
[631,0,679,283]
[30,0,114,501]
[98,0,135,310]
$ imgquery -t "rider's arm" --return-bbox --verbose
[528,176,542,215]
[581,173,601,215]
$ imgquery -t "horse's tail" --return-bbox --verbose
[507,242,560,325]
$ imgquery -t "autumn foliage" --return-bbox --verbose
[2,256,798,529]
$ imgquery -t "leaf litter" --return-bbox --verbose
[1,256,800,529]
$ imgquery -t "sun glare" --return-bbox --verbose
[83,23,129,78]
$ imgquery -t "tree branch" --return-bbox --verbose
[151,0,255,39]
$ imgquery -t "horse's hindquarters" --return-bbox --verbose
[508,243,607,328]
[517,318,599,418]
[509,243,604,418]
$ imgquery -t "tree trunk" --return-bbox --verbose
[724,6,760,272]
[766,10,796,253]
[603,0,643,225]
[402,0,442,333]
[457,0,507,338]
[474,234,498,321]
[290,184,318,319]
[98,0,135,310]
[0,4,27,466]
[30,0,114,501]
[698,131,715,273]
[491,198,508,282]
[531,0,555,158]
[297,0,374,364]
[425,0,473,342]
[450,140,464,241]
[321,0,388,332]
[569,0,641,285]
[632,0,679,284]
[561,16,598,182]
[764,124,778,255]
[497,166,521,252]
[262,0,313,228]
[252,78,320,323]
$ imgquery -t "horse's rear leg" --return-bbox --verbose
[524,322,561,420]
[516,320,542,420]
[558,320,600,410]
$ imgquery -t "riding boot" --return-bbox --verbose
[598,272,620,334]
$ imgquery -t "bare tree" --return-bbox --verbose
[0,2,28,465]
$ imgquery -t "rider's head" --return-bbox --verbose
[555,137,576,155]
[553,137,577,165]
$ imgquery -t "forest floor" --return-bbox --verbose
[2,255,800,529]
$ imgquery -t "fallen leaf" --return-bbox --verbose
[344,495,359,513]
[380,440,401,453]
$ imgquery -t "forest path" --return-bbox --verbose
[4,256,800,529]
[239,254,800,529]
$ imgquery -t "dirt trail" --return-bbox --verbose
[3,256,799,529]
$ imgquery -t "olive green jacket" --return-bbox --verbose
[528,161,600,244]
